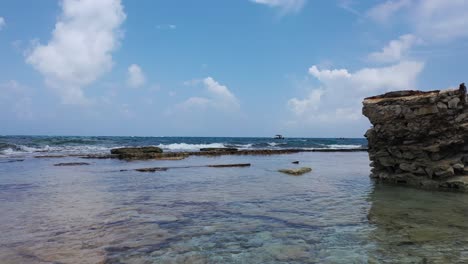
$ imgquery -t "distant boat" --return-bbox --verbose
[274,134,285,139]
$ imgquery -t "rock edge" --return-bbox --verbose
[363,83,468,191]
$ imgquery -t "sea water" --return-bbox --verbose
[0,136,366,157]
[0,137,468,263]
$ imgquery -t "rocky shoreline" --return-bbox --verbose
[32,147,367,160]
[363,84,468,192]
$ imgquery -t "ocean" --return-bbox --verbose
[0,136,367,157]
[1,136,467,263]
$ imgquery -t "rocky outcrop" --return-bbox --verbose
[103,147,368,160]
[278,167,312,176]
[363,83,468,191]
[110,146,163,160]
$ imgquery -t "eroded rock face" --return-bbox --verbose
[363,84,468,191]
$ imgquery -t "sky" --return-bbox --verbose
[1,0,468,137]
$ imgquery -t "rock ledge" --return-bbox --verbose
[363,83,468,191]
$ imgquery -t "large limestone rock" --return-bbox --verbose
[363,83,468,191]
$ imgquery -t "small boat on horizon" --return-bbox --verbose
[274,134,285,139]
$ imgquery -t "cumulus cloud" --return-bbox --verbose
[26,0,126,104]
[368,34,420,63]
[203,77,239,109]
[367,0,468,42]
[308,66,351,80]
[127,64,146,88]
[0,17,5,30]
[287,89,323,115]
[250,0,306,14]
[174,77,240,112]
[287,61,424,123]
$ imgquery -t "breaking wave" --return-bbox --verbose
[156,143,226,151]
[0,136,367,158]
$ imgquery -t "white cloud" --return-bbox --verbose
[287,61,424,123]
[0,17,5,30]
[176,97,211,110]
[368,0,468,42]
[308,66,351,80]
[174,77,240,113]
[127,64,146,88]
[368,34,420,63]
[250,0,306,14]
[26,0,126,104]
[288,89,323,115]
[367,0,411,23]
[413,0,468,41]
[288,32,425,128]
[203,77,239,109]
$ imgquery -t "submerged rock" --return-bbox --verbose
[133,163,251,172]
[54,162,90,166]
[278,167,312,176]
[35,155,68,159]
[0,159,24,163]
[135,167,168,172]
[207,163,251,168]
[363,83,468,191]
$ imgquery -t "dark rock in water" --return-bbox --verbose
[207,163,250,168]
[54,162,90,166]
[110,146,163,160]
[363,83,468,192]
[135,167,168,172]
[278,167,312,176]
[292,161,300,164]
[111,146,163,155]
[0,159,25,163]
[80,147,366,161]
[80,154,116,159]
[199,147,238,152]
[134,163,251,172]
[35,155,68,159]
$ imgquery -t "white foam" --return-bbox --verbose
[236,143,253,150]
[0,144,114,157]
[327,144,362,149]
[157,143,226,151]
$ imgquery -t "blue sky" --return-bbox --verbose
[1,0,467,137]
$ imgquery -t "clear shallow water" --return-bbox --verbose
[0,136,367,157]
[0,152,467,263]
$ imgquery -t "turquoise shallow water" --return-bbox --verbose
[0,152,468,263]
